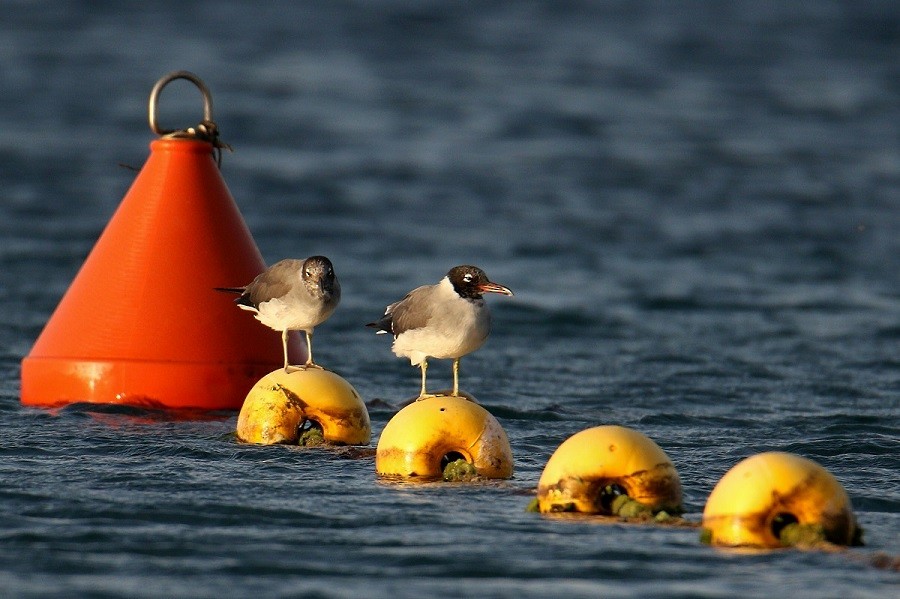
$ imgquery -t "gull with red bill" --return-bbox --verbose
[367,265,513,400]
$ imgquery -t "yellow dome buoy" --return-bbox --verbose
[236,368,370,446]
[375,395,513,480]
[536,425,683,516]
[701,452,861,549]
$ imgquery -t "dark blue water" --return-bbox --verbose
[1,1,898,597]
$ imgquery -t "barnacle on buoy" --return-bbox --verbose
[375,394,513,480]
[536,425,683,516]
[701,452,861,549]
[236,368,370,446]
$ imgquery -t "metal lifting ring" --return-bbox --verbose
[147,71,231,166]
[148,70,215,136]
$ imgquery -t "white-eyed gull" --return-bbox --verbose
[368,265,513,399]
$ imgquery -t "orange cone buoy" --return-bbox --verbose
[20,71,302,410]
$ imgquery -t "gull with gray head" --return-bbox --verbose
[217,255,340,372]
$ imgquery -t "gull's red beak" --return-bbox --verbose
[478,281,514,296]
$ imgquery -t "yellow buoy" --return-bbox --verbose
[236,368,371,446]
[375,395,513,480]
[536,425,683,515]
[701,452,860,548]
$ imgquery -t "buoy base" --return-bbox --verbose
[236,368,371,446]
[20,356,271,410]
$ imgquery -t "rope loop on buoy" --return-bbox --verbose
[148,70,232,166]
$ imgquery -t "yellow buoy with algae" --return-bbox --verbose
[236,368,371,446]
[375,394,513,480]
[701,451,860,548]
[536,425,683,515]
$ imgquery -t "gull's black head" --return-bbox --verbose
[446,265,513,300]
